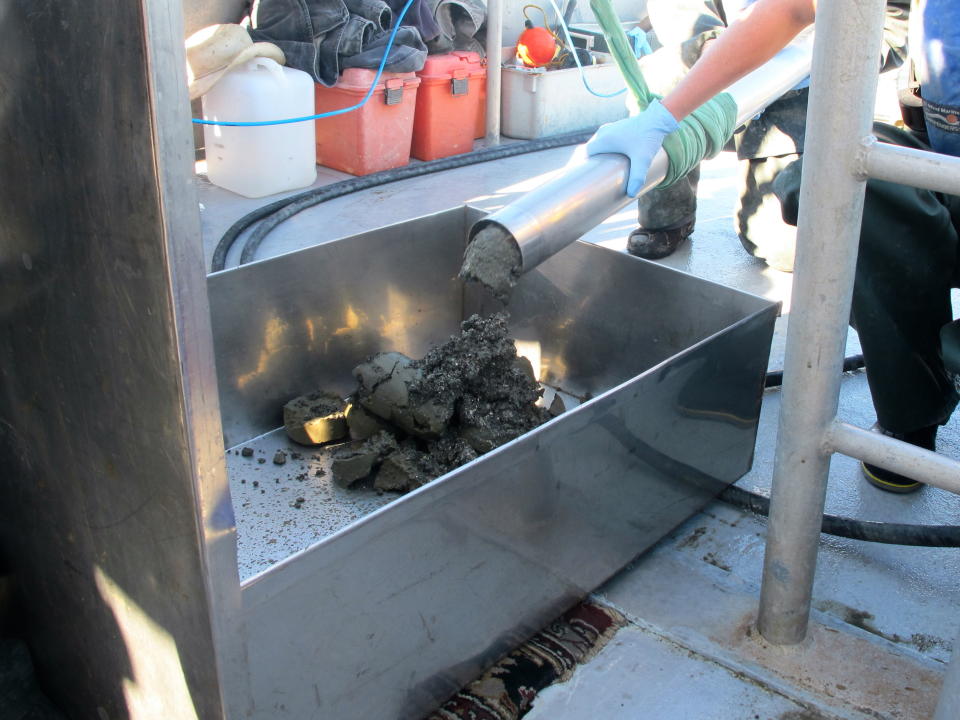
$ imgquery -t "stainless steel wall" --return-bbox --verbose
[208,208,777,719]
[0,1,246,717]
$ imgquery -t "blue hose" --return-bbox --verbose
[193,0,417,127]
[545,0,625,99]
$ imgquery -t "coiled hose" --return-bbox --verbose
[210,129,595,272]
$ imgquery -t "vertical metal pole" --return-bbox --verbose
[757,0,887,645]
[485,0,503,144]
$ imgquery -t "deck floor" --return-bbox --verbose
[198,108,959,718]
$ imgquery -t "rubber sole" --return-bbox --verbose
[861,461,923,494]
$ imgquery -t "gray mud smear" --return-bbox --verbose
[458,225,522,302]
[331,313,552,492]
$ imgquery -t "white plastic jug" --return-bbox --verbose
[202,58,317,198]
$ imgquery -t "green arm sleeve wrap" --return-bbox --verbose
[589,0,739,188]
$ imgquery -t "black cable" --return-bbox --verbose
[719,485,960,548]
[765,353,865,388]
[210,130,595,272]
[733,355,960,547]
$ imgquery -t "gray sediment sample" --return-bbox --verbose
[345,400,395,440]
[354,352,455,439]
[548,393,566,417]
[365,313,549,491]
[458,225,523,302]
[375,447,435,492]
[283,313,560,496]
[331,431,399,488]
[283,390,348,446]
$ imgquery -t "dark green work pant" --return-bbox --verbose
[775,125,960,434]
[637,154,800,271]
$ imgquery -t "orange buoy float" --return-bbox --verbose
[516,20,557,67]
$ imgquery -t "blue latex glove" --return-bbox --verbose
[585,99,679,197]
[626,27,652,58]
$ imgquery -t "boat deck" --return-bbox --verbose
[197,110,959,718]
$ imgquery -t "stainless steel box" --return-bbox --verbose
[207,205,778,719]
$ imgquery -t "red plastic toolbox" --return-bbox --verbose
[315,69,421,176]
[411,52,485,161]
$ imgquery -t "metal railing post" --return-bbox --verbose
[757,0,888,645]
[484,0,502,144]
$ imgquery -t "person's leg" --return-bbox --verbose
[852,177,959,491]
[853,183,959,435]
[630,166,699,259]
[629,1,725,260]
[646,0,726,64]
[736,154,800,272]
[773,125,959,491]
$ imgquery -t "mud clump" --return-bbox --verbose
[330,432,399,488]
[283,390,348,446]
[458,226,522,302]
[353,352,454,439]
[327,313,551,492]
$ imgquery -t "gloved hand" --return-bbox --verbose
[586,99,679,197]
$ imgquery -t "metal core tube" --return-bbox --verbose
[470,32,815,273]
[757,0,888,645]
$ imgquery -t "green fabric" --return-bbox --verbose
[588,0,738,187]
[659,93,737,186]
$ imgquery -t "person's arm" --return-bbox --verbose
[586,0,816,196]
[663,0,815,121]
[663,0,815,120]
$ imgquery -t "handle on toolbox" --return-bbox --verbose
[384,77,404,105]
[451,68,469,96]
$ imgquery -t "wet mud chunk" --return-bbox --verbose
[548,394,566,417]
[284,313,554,497]
[366,314,547,491]
[283,390,349,446]
[375,448,435,493]
[345,400,395,440]
[458,225,522,302]
[331,432,399,488]
[353,352,454,439]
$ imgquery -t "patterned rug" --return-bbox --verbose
[426,601,627,720]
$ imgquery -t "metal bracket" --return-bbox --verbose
[452,77,468,96]
[384,87,403,105]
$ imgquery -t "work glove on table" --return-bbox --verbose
[586,99,679,197]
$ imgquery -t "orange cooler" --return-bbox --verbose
[315,69,421,176]
[411,52,486,161]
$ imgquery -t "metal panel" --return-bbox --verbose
[205,210,778,718]
[207,207,477,448]
[0,0,245,717]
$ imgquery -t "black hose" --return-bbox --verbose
[719,485,960,548]
[210,130,595,272]
[765,353,865,388]
[749,354,960,547]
